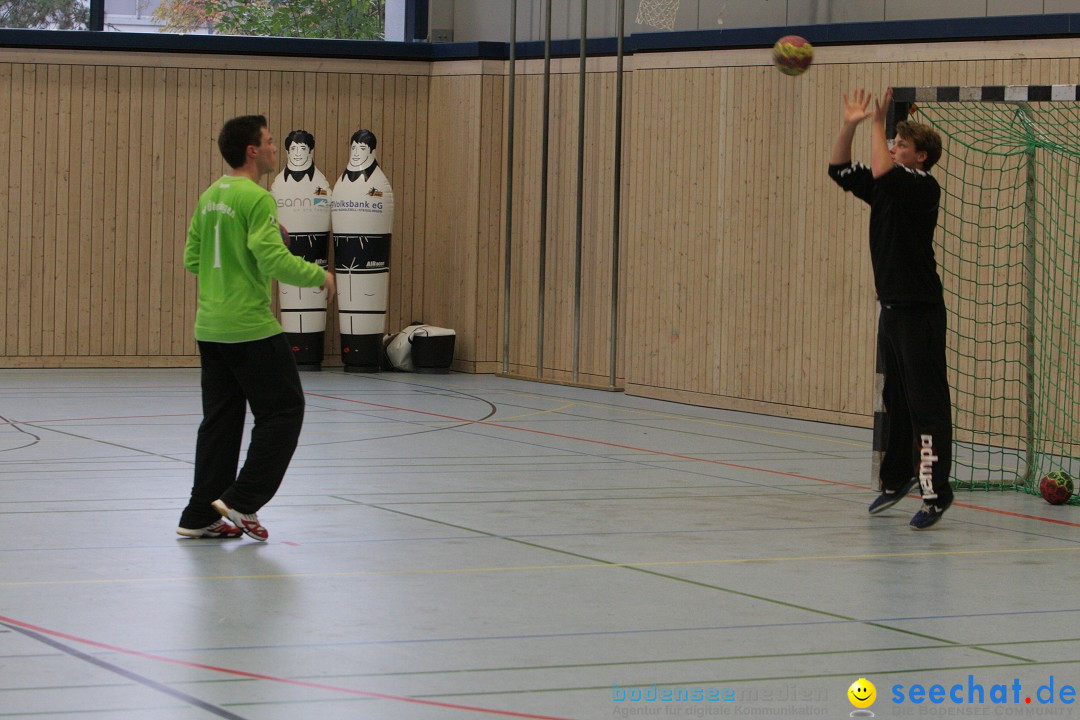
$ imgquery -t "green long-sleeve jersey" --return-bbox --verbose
[184,175,327,342]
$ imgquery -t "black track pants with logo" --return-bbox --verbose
[878,302,954,506]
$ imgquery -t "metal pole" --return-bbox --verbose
[537,0,552,379]
[502,0,517,375]
[608,0,625,389]
[1019,104,1038,486]
[572,0,588,382]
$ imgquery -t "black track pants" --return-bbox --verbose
[179,334,305,528]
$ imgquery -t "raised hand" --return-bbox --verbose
[873,87,894,125]
[842,88,873,126]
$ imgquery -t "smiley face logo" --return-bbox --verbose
[848,678,876,709]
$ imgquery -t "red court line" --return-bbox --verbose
[305,392,1080,529]
[0,615,574,720]
[1,409,347,426]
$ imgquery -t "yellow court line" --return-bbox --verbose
[485,389,869,450]
[491,401,578,422]
[6,545,1079,588]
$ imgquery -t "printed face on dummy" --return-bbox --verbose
[288,142,312,169]
[348,141,373,170]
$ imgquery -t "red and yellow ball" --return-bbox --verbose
[773,35,814,76]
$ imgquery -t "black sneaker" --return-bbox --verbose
[909,501,950,530]
[868,477,919,515]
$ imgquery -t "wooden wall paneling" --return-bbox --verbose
[16,64,35,357]
[178,69,197,356]
[67,64,86,358]
[168,68,187,356]
[701,67,718,397]
[507,73,533,374]
[423,76,479,364]
[715,65,736,399]
[579,67,602,381]
[53,65,73,356]
[579,67,595,381]
[603,69,620,380]
[1,44,1076,427]
[510,69,526,374]
[623,68,642,386]
[529,69,546,374]
[139,66,162,356]
[641,68,660,390]
[99,66,118,358]
[371,74,386,147]
[680,67,699,395]
[750,66,769,402]
[669,67,688,393]
[28,63,47,358]
[412,75,430,338]
[727,66,748,400]
[111,66,131,357]
[561,70,578,379]
[577,70,594,378]
[489,70,505,368]
[546,70,563,377]
[124,66,143,358]
[173,66,192,357]
[0,64,10,355]
[583,70,613,380]
[644,68,663,390]
[129,68,151,357]
[662,67,681,392]
[74,66,94,356]
[461,75,482,363]
[148,66,169,358]
[789,65,811,411]
[544,72,563,378]
[387,73,405,334]
[698,68,717,396]
[623,67,641,385]
[762,65,781,405]
[397,74,417,330]
[707,66,726,397]
[275,71,293,151]
[41,64,59,357]
[791,66,813,410]
[616,70,632,384]
[561,70,580,377]
[475,73,499,367]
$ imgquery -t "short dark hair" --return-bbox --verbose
[217,115,267,169]
[896,120,943,170]
[285,129,315,151]
[350,128,376,150]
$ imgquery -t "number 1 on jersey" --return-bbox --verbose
[213,222,222,268]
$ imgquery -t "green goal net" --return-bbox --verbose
[898,89,1080,503]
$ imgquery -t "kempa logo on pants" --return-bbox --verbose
[919,434,937,487]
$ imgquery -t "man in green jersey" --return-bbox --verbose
[177,115,335,541]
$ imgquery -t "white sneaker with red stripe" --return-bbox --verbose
[176,519,243,539]
[211,499,268,541]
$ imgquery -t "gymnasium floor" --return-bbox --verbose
[1,368,1078,720]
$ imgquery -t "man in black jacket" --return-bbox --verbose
[828,88,953,530]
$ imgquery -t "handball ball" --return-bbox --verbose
[1039,470,1074,505]
[773,35,813,76]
